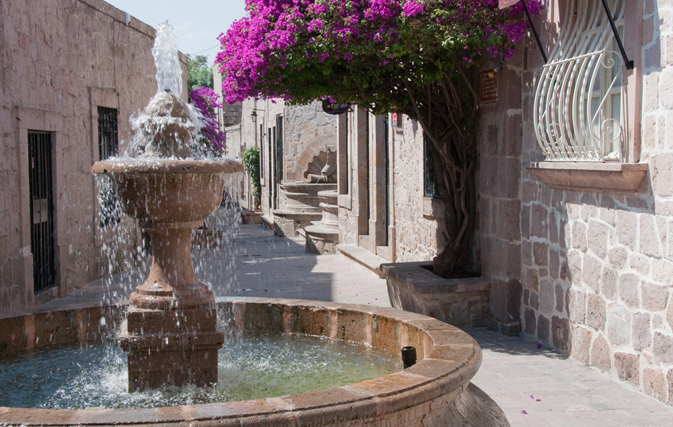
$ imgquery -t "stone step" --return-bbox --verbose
[305,224,339,237]
[241,209,262,225]
[305,224,339,255]
[260,215,275,230]
[337,244,387,278]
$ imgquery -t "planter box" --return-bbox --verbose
[382,262,490,328]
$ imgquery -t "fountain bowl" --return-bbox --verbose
[0,298,509,426]
[92,158,243,226]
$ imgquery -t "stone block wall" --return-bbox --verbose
[518,0,673,406]
[222,98,337,220]
[389,117,445,262]
[283,102,337,183]
[337,108,368,246]
[222,97,257,210]
[477,57,526,334]
[0,0,177,312]
[336,109,445,262]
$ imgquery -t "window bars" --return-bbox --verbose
[97,107,120,227]
[98,107,119,159]
[533,0,626,161]
[423,134,439,198]
[28,131,55,293]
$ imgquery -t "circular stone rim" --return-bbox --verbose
[0,298,485,426]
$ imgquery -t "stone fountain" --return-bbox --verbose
[0,20,509,427]
[91,22,241,391]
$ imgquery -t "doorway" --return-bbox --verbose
[27,131,55,293]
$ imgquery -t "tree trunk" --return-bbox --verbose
[404,74,478,278]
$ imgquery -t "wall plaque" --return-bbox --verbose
[479,68,498,104]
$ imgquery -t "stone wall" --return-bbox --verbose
[337,108,367,246]
[389,117,445,262]
[0,0,181,312]
[283,102,337,183]
[518,0,673,406]
[221,97,261,211]
[220,97,337,219]
[333,104,460,268]
[477,55,526,334]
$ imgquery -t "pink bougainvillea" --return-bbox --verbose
[216,0,543,106]
[189,86,226,155]
[401,0,424,17]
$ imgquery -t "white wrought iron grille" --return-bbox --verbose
[533,0,626,161]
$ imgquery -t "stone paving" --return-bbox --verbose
[33,224,673,426]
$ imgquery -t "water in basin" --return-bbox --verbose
[0,333,400,409]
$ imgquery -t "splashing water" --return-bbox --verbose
[94,18,244,306]
[122,20,203,159]
[0,334,399,409]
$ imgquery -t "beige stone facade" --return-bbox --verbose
[0,0,187,313]
[516,0,673,406]
[220,95,338,219]
[336,108,446,264]
[333,0,673,408]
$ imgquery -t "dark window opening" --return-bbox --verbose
[97,107,120,227]
[275,115,284,185]
[259,124,264,179]
[424,134,440,198]
[28,131,56,293]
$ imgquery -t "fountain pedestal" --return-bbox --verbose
[120,224,224,391]
[93,159,242,391]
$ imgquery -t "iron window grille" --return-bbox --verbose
[533,0,626,162]
[97,107,120,227]
[424,133,439,198]
[28,131,56,293]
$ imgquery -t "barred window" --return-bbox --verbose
[424,134,439,198]
[97,107,120,227]
[534,0,626,161]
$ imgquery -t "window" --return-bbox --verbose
[259,124,264,180]
[97,107,120,227]
[98,107,118,159]
[275,115,284,185]
[28,131,55,292]
[424,133,439,198]
[533,0,626,161]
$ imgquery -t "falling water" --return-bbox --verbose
[0,18,405,413]
[95,19,242,310]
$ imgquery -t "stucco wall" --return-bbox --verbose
[0,0,183,312]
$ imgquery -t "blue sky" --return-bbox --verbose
[105,0,247,64]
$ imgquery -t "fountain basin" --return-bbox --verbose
[0,298,508,426]
[92,158,243,226]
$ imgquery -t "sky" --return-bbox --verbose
[105,0,247,65]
